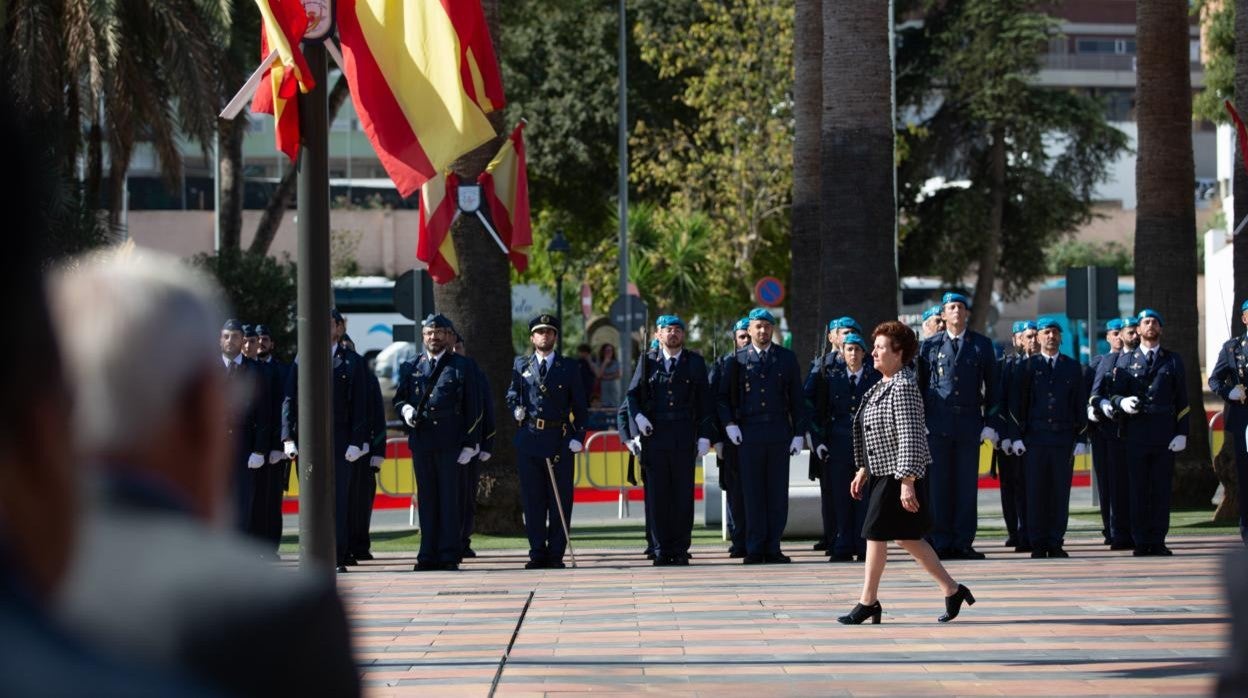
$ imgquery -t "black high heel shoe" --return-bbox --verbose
[938,584,975,623]
[837,601,882,625]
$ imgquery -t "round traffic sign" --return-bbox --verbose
[755,276,785,307]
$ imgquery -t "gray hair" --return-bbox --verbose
[49,246,228,455]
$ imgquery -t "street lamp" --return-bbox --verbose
[548,228,571,353]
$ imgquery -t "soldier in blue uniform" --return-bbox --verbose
[506,314,589,569]
[341,334,386,563]
[921,305,945,340]
[282,308,372,573]
[710,318,753,557]
[997,320,1037,552]
[254,324,290,556]
[806,331,881,561]
[1007,319,1088,558]
[393,314,481,571]
[916,292,1000,560]
[1086,318,1124,547]
[1098,309,1188,556]
[453,331,494,559]
[716,308,808,564]
[221,319,272,537]
[1092,316,1137,550]
[1209,300,1248,544]
[627,315,715,565]
[806,318,843,553]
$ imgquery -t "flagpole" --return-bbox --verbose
[617,0,631,386]
[295,40,336,576]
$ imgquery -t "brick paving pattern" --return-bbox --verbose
[329,535,1236,696]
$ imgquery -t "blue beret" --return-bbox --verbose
[650,339,660,351]
[922,305,942,322]
[827,318,840,331]
[528,313,559,333]
[656,314,685,330]
[255,324,272,337]
[1036,318,1061,332]
[1105,319,1124,331]
[733,317,750,332]
[222,319,243,332]
[1022,321,1037,332]
[1242,299,1248,313]
[1121,315,1139,328]
[1011,321,1025,334]
[842,332,867,350]
[422,313,455,330]
[942,292,971,308]
[1138,308,1163,326]
[330,307,344,322]
[836,316,863,334]
[242,324,258,338]
[748,308,776,325]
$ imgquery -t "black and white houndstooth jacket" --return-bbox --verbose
[852,367,931,480]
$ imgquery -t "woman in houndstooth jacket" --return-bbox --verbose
[838,321,976,625]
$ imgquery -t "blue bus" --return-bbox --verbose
[1033,277,1135,364]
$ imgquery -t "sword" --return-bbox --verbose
[545,455,577,568]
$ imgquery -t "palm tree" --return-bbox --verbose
[1235,0,1248,337]
[790,0,821,357]
[820,3,898,329]
[1134,0,1214,504]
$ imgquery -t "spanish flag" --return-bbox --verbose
[336,0,506,198]
[417,172,461,283]
[250,0,316,162]
[479,122,532,273]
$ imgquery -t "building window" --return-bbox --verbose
[1076,38,1136,54]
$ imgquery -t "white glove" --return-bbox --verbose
[456,446,475,465]
[1073,442,1089,457]
[268,450,284,465]
[725,424,743,445]
[1100,400,1115,419]
[816,444,829,461]
[629,437,642,455]
[569,439,583,453]
[1087,405,1099,423]
[402,404,417,427]
[1120,396,1140,414]
[696,438,710,458]
[1168,435,1187,452]
[344,445,363,462]
[1013,440,1027,456]
[980,426,999,447]
[789,436,804,456]
[514,407,526,422]
[369,455,384,470]
[1000,438,1013,454]
[284,441,298,459]
[478,451,492,462]
[634,414,654,437]
[1231,386,1246,402]
[714,442,723,459]
[361,442,370,455]
[247,452,265,469]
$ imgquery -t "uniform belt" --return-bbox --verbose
[651,408,693,421]
[1137,404,1174,415]
[525,417,565,431]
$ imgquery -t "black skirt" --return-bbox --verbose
[861,473,932,541]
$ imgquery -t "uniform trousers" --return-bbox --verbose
[827,439,866,557]
[817,456,836,548]
[1124,442,1174,547]
[460,461,480,553]
[1228,412,1248,543]
[412,445,462,565]
[1023,440,1074,551]
[1106,436,1134,546]
[926,425,982,552]
[642,470,657,553]
[348,462,376,557]
[517,450,574,563]
[739,440,790,556]
[721,448,748,553]
[234,457,256,534]
[1089,430,1113,540]
[998,453,1027,545]
[646,445,696,558]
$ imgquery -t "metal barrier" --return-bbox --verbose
[1210,410,1224,459]
[372,436,418,528]
[577,430,643,519]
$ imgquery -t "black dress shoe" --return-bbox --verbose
[837,601,882,625]
[336,564,349,573]
[672,556,690,566]
[1004,538,1017,548]
[524,560,547,570]
[1154,545,1173,556]
[1030,549,1047,559]
[938,584,975,623]
[935,548,953,560]
[644,548,656,560]
[743,554,765,565]
[729,549,746,559]
[1014,544,1033,553]
[461,548,477,559]
[854,553,867,563]
[414,561,440,571]
[813,541,828,551]
[440,562,459,571]
[1110,542,1135,551]
[955,547,986,560]
[354,551,374,561]
[1048,548,1070,558]
[1133,546,1151,557]
[653,556,673,567]
[830,553,855,562]
[548,561,567,569]
[765,553,792,564]
[343,555,359,566]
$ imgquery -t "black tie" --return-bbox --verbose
[951,338,961,355]
[1147,352,1155,370]
[667,357,675,373]
[1049,357,1056,371]
[539,359,548,380]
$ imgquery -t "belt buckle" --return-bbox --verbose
[535,418,547,430]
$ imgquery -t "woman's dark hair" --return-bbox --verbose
[597,343,616,363]
[872,320,919,365]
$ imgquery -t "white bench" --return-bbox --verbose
[701,451,824,538]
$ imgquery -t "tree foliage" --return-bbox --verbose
[1193,0,1233,123]
[191,249,297,361]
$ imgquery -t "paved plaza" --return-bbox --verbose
[322,534,1239,696]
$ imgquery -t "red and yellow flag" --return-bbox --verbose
[250,0,316,161]
[417,172,461,283]
[479,122,532,273]
[336,0,506,198]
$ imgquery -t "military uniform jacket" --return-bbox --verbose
[916,330,1000,437]
[715,344,807,445]
[231,357,271,458]
[281,347,370,449]
[803,358,881,449]
[470,357,497,455]
[626,348,716,452]
[1209,335,1248,430]
[365,370,387,458]
[393,352,482,452]
[993,355,1017,436]
[505,352,589,458]
[707,352,736,442]
[1006,353,1088,446]
[1105,346,1190,447]
[264,358,292,453]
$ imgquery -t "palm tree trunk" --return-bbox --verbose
[790,0,822,358]
[217,115,245,251]
[249,73,351,256]
[1234,0,1248,338]
[86,117,103,208]
[1135,0,1214,507]
[969,125,1005,333]
[820,2,898,328]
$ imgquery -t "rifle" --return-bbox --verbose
[626,326,649,486]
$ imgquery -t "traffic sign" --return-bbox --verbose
[393,269,435,321]
[755,276,785,307]
[609,295,649,332]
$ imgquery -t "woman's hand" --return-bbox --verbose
[850,468,868,500]
[900,479,920,513]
